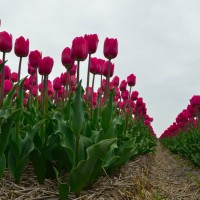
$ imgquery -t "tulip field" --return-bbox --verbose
[160,95,200,166]
[2,22,200,199]
[0,26,159,199]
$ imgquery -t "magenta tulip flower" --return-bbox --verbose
[61,47,74,70]
[0,31,12,53]
[14,36,29,57]
[103,37,118,60]
[28,50,42,68]
[84,34,99,54]
[38,56,54,76]
[127,74,136,87]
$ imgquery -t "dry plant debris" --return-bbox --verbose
[1,143,200,200]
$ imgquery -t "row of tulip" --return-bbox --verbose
[0,23,156,198]
[160,95,200,166]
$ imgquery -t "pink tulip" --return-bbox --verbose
[103,37,118,60]
[102,61,114,77]
[53,77,61,91]
[38,56,54,75]
[28,50,42,68]
[71,36,88,61]
[14,36,29,57]
[112,76,120,87]
[28,63,36,75]
[119,80,127,91]
[0,31,12,53]
[127,74,136,87]
[4,79,12,94]
[11,72,18,82]
[61,47,74,70]
[131,91,139,101]
[84,34,99,54]
[69,64,77,76]
[4,65,11,79]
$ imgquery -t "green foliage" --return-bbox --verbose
[160,126,200,166]
[0,78,156,197]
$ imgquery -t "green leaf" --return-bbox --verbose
[100,91,114,131]
[71,80,85,137]
[53,112,76,167]
[3,83,18,108]
[30,149,46,184]
[8,135,34,183]
[0,115,14,155]
[0,154,6,178]
[53,167,69,200]
[69,138,117,194]
[14,77,27,123]
[0,60,7,71]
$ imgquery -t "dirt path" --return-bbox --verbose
[1,143,200,199]
[80,143,200,200]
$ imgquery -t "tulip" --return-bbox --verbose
[53,77,61,91]
[0,31,12,53]
[127,74,136,87]
[84,34,99,54]
[121,90,129,101]
[14,36,29,57]
[38,56,54,76]
[71,36,88,85]
[4,65,11,79]
[102,61,114,77]
[28,50,42,68]
[84,34,99,102]
[69,64,77,76]
[131,91,139,101]
[28,63,36,75]
[28,50,42,103]
[119,80,127,91]
[4,79,12,94]
[61,47,74,70]
[103,37,118,60]
[112,76,120,87]
[11,72,18,83]
[14,36,29,81]
[0,31,12,108]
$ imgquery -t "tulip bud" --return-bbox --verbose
[4,79,12,94]
[28,63,36,75]
[0,31,12,53]
[112,76,120,87]
[14,36,29,57]
[61,47,74,69]
[11,72,18,83]
[38,56,54,76]
[28,50,42,68]
[127,73,136,87]
[69,64,77,76]
[131,91,139,101]
[84,34,99,54]
[4,65,11,79]
[71,36,88,61]
[119,80,127,91]
[53,77,61,91]
[102,61,114,77]
[103,37,118,59]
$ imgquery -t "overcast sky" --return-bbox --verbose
[1,0,200,137]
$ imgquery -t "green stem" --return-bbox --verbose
[91,74,95,117]
[18,57,22,81]
[65,70,69,102]
[86,54,91,105]
[77,61,80,85]
[0,52,6,108]
[75,135,80,166]
[105,59,111,102]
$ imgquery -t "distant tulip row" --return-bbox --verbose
[160,95,200,167]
